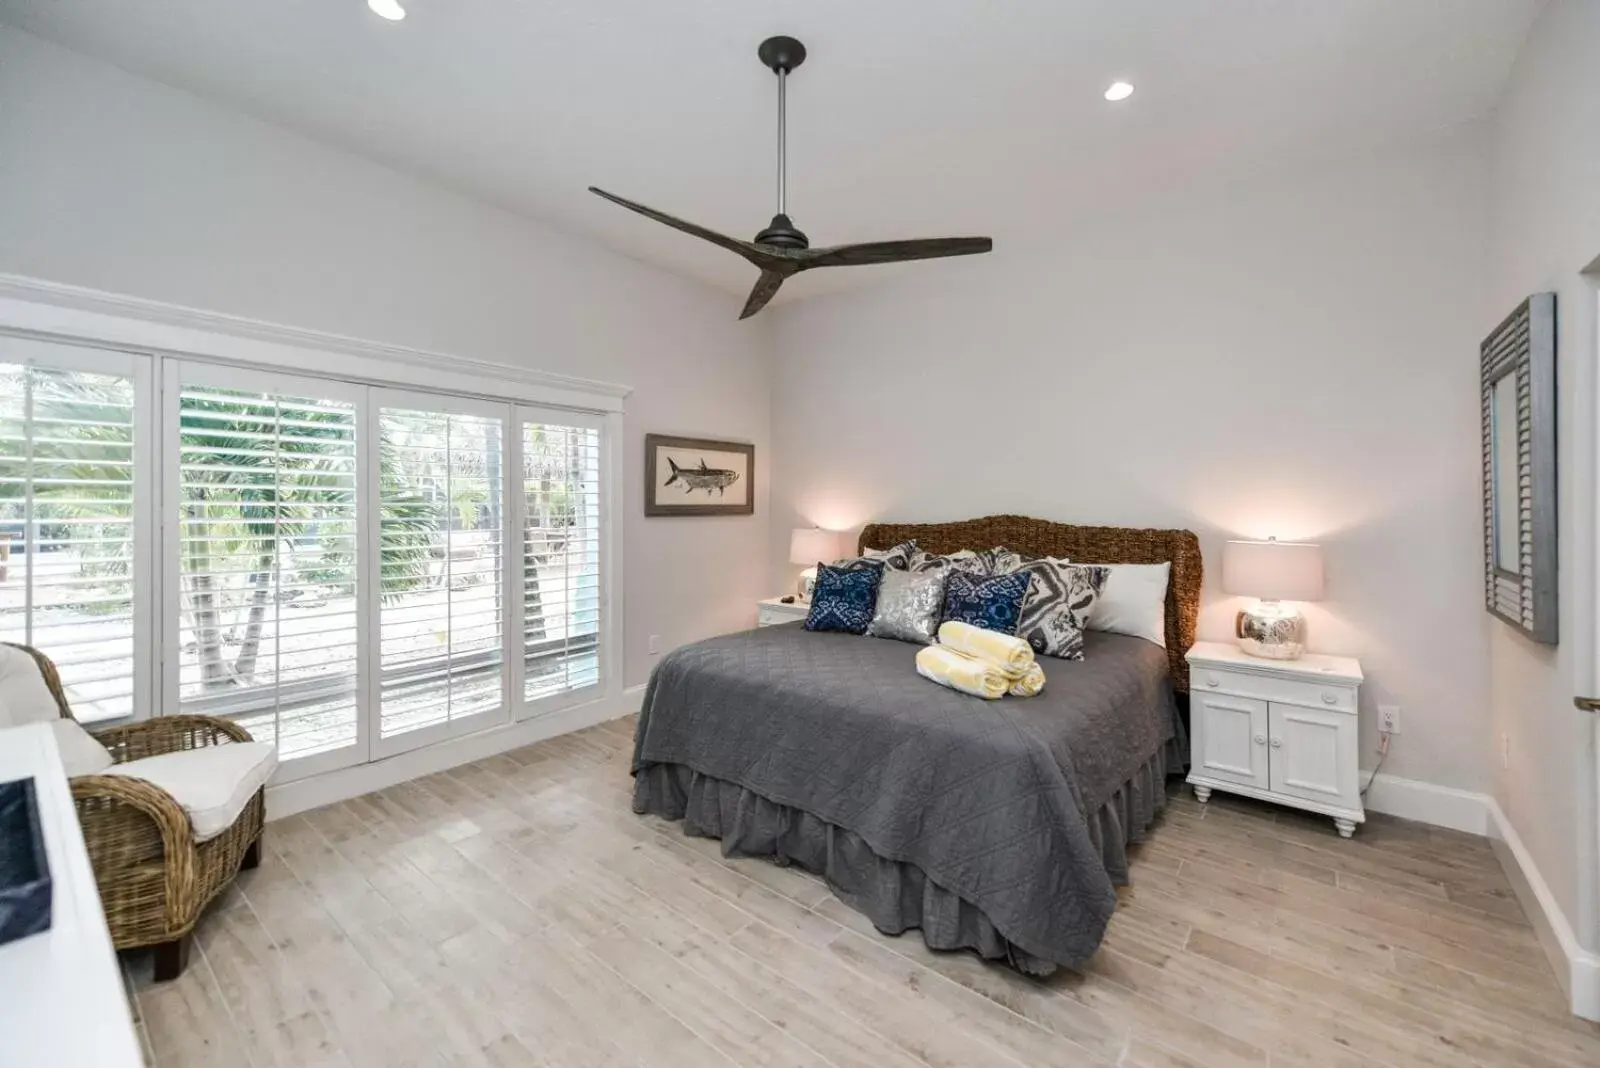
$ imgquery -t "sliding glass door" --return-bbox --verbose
[0,341,614,781]
[373,393,507,756]
[168,363,365,775]
[519,409,604,709]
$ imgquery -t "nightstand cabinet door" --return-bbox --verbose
[1191,693,1270,791]
[1267,703,1361,811]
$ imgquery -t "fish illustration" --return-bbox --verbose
[665,457,741,496]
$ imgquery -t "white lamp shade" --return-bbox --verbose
[789,528,843,567]
[1222,539,1324,602]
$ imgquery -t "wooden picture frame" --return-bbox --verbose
[1481,292,1557,644]
[644,434,755,517]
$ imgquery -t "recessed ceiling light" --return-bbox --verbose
[368,0,405,20]
[1104,81,1134,102]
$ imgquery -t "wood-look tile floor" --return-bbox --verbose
[122,715,1600,1068]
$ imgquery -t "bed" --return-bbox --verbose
[631,515,1203,974]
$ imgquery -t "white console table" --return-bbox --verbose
[0,723,142,1067]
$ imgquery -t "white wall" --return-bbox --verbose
[0,26,772,690]
[1486,0,1600,954]
[770,125,1491,791]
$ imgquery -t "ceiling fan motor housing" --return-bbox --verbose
[754,213,809,249]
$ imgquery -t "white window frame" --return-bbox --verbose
[0,333,158,726]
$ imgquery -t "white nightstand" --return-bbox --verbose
[757,597,809,627]
[1185,641,1366,837]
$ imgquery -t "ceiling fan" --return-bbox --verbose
[590,36,993,320]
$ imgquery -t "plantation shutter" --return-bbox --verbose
[520,413,603,705]
[174,370,361,763]
[0,345,144,722]
[377,399,506,746]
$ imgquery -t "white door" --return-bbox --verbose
[1192,693,1269,790]
[1268,703,1359,810]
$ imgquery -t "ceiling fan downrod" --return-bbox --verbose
[754,36,808,250]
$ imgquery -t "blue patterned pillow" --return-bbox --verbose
[804,561,884,634]
[941,570,1032,635]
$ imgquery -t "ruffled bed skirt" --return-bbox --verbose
[632,737,1178,977]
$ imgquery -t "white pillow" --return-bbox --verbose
[1085,562,1170,648]
[51,719,115,778]
[0,644,65,727]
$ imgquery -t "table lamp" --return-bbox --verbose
[789,528,843,601]
[1222,538,1324,660]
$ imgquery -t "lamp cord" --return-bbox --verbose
[1359,731,1391,799]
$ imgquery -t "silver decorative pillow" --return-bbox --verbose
[867,569,948,644]
[1003,556,1109,660]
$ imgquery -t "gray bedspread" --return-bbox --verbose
[631,623,1178,970]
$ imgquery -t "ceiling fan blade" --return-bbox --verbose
[588,187,765,261]
[800,236,993,269]
[739,270,787,320]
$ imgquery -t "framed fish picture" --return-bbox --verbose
[644,434,755,517]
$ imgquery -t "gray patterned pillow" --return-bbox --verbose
[836,540,916,571]
[866,569,948,644]
[1004,556,1109,660]
[908,549,988,575]
[975,546,1027,575]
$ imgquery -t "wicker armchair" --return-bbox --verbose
[4,644,265,980]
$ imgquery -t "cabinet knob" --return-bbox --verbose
[1270,737,1283,749]
[1253,732,1266,746]
[1205,674,1220,688]
[1321,692,1337,705]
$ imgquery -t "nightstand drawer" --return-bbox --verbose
[1192,667,1356,714]
[757,603,806,627]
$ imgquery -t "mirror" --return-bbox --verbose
[1490,371,1521,574]
[1481,291,1556,644]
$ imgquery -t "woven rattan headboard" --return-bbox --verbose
[858,514,1203,692]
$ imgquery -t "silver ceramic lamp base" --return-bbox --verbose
[1236,600,1306,660]
[797,566,818,602]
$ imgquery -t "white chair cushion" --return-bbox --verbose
[104,741,277,842]
[0,644,66,727]
[51,719,115,777]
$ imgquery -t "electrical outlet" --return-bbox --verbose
[1502,732,1510,769]
[1378,705,1401,735]
[648,634,661,655]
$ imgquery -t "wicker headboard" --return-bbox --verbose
[858,514,1203,692]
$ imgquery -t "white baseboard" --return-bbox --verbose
[1358,771,1597,1020]
[1361,772,1490,835]
[264,684,644,822]
[1485,797,1600,1022]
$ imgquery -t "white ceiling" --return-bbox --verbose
[0,0,1540,306]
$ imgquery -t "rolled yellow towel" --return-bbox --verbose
[915,645,1009,700]
[937,620,1034,678]
[1008,662,1046,698]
